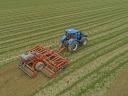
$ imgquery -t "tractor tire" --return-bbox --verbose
[35,62,44,71]
[83,38,88,46]
[81,37,87,46]
[68,41,78,52]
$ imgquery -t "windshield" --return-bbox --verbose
[65,32,72,39]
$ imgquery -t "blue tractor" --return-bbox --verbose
[60,28,88,52]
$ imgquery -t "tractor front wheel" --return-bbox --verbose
[68,41,78,52]
[35,62,44,71]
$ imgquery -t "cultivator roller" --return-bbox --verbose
[19,45,69,78]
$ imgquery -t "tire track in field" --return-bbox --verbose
[33,32,128,96]
[0,9,127,54]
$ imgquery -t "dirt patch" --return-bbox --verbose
[106,66,128,96]
[0,61,48,96]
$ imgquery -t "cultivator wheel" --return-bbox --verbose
[35,62,44,71]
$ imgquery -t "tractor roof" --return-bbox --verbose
[64,28,79,33]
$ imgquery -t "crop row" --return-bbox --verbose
[0,1,89,19]
[1,20,127,66]
[66,50,128,96]
[0,19,127,66]
[0,13,127,64]
[0,0,99,18]
[0,7,120,37]
[0,7,123,35]
[0,4,118,28]
[57,45,128,96]
[0,9,127,50]
[0,0,123,21]
[0,14,127,64]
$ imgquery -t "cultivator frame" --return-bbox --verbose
[19,45,69,78]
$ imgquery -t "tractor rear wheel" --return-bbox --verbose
[83,38,87,46]
[35,62,44,71]
[68,41,78,52]
[81,37,87,46]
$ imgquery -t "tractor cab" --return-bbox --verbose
[60,28,88,52]
[64,28,81,40]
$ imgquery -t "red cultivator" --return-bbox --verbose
[19,45,69,78]
[18,28,88,78]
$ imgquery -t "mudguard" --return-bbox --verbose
[68,39,77,45]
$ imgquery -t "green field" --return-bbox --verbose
[0,0,128,96]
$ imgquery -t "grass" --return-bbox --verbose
[56,49,128,96]
[0,0,128,96]
[0,8,127,55]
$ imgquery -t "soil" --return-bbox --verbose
[105,66,128,96]
[0,60,48,96]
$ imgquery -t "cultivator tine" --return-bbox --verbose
[57,47,65,53]
[19,64,37,78]
[41,66,56,78]
[41,70,51,78]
